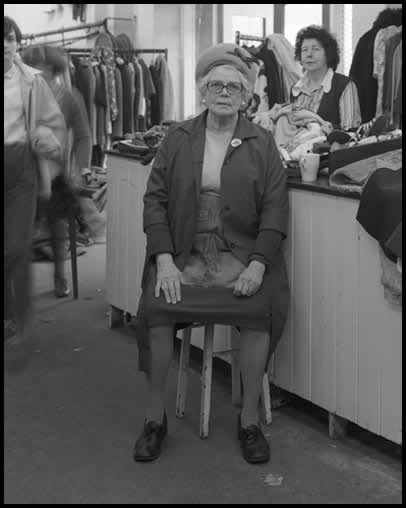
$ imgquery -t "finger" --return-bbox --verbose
[168,281,177,304]
[233,279,242,296]
[155,281,161,298]
[240,280,250,296]
[175,279,181,302]
[163,287,171,304]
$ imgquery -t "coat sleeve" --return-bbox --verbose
[31,74,67,161]
[252,133,289,266]
[143,129,175,260]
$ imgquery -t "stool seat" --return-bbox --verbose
[176,323,272,439]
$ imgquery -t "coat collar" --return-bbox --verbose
[292,67,334,97]
[179,109,260,141]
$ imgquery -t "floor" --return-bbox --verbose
[4,244,402,504]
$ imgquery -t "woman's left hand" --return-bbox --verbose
[233,260,266,297]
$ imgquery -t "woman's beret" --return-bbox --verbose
[195,43,258,88]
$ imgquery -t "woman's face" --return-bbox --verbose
[4,29,18,72]
[203,66,245,118]
[300,38,328,73]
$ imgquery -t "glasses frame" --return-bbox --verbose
[206,80,244,96]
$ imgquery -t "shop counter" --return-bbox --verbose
[105,151,402,445]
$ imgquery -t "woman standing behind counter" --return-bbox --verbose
[133,43,289,464]
[291,25,361,131]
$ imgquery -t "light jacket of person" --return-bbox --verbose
[14,57,67,193]
[142,109,290,349]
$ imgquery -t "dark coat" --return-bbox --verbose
[139,110,290,351]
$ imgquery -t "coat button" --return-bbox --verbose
[230,242,235,248]
[224,205,230,211]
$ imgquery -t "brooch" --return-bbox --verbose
[231,138,242,148]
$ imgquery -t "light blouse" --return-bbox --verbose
[291,68,361,130]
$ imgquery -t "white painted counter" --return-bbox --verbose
[106,153,402,445]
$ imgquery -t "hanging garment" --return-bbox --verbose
[255,46,284,110]
[139,58,157,130]
[92,44,118,123]
[100,64,112,140]
[265,34,302,99]
[373,25,402,117]
[149,63,161,126]
[74,58,96,146]
[381,32,402,119]
[392,43,402,128]
[120,62,135,135]
[93,65,106,147]
[112,66,123,139]
[134,59,145,129]
[155,54,175,121]
[132,57,141,132]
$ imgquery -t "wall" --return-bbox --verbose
[4,4,97,35]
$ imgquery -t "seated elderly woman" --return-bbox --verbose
[291,25,361,131]
[133,43,289,464]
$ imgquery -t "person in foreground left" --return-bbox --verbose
[4,16,66,355]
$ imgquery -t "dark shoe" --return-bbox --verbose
[133,412,168,462]
[238,415,270,464]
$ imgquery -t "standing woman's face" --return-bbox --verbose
[4,29,18,72]
[300,38,328,73]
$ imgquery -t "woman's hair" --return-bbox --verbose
[294,25,340,71]
[197,64,254,103]
[4,16,22,43]
[373,7,402,29]
[21,45,67,75]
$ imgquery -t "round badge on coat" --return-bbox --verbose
[231,138,242,148]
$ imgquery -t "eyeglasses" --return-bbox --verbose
[207,81,243,96]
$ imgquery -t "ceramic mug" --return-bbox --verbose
[299,153,320,182]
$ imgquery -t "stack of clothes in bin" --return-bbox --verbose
[112,122,174,165]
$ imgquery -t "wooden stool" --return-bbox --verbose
[176,324,272,439]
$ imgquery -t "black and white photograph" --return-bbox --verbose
[4,3,402,504]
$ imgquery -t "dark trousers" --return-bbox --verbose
[4,143,37,330]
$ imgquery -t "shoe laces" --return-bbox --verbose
[242,424,261,443]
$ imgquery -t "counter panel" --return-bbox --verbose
[106,153,402,444]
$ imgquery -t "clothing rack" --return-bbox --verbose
[235,31,265,46]
[21,17,132,41]
[65,47,168,60]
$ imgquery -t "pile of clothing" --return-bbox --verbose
[112,122,174,165]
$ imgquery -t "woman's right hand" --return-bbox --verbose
[155,253,182,304]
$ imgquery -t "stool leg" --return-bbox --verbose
[261,373,272,425]
[230,327,242,407]
[200,324,214,439]
[68,214,78,299]
[176,327,191,419]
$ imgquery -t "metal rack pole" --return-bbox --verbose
[21,17,133,41]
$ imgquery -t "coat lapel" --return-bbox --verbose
[180,111,260,196]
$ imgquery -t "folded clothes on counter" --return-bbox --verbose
[329,148,402,194]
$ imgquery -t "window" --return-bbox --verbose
[283,4,323,47]
[232,15,265,42]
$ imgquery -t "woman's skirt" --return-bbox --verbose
[134,191,285,372]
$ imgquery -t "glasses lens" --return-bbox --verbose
[227,82,243,95]
[208,81,224,94]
